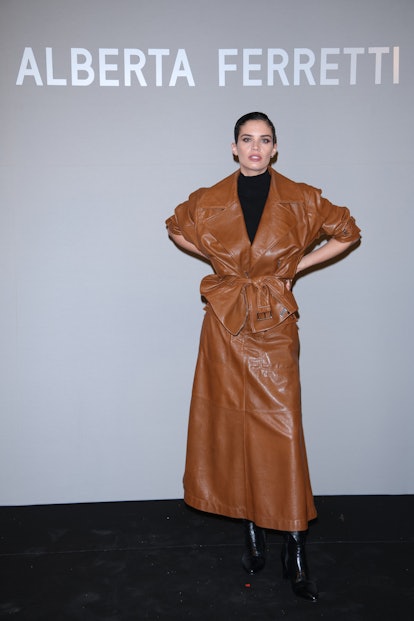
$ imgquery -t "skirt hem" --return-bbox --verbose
[184,491,317,532]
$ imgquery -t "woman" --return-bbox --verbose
[166,112,360,602]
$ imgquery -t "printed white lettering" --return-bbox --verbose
[343,48,365,85]
[99,49,119,86]
[320,48,340,86]
[148,49,169,87]
[294,49,316,86]
[243,49,262,86]
[267,49,289,86]
[169,49,195,86]
[393,46,400,84]
[14,46,401,88]
[218,49,238,86]
[46,47,67,85]
[368,47,390,85]
[218,47,400,86]
[16,47,43,85]
[124,49,147,86]
[15,47,195,87]
[71,48,94,86]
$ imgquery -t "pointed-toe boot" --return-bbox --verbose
[281,531,318,602]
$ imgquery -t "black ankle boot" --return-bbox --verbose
[281,531,318,602]
[242,520,266,574]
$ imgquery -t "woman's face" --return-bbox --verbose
[232,120,277,176]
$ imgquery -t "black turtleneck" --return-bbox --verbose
[237,169,271,243]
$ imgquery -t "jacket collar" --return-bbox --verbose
[200,168,301,271]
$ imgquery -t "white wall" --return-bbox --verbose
[1,0,413,505]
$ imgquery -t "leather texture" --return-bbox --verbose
[166,167,360,532]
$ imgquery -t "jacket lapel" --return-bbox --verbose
[199,173,251,273]
[199,169,303,274]
[250,170,301,266]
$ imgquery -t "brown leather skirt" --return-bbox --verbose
[183,307,317,531]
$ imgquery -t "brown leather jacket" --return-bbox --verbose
[167,167,361,335]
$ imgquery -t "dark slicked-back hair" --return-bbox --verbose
[234,112,277,144]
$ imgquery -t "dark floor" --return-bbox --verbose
[0,496,413,620]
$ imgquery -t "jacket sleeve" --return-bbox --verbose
[165,188,206,248]
[303,185,361,244]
